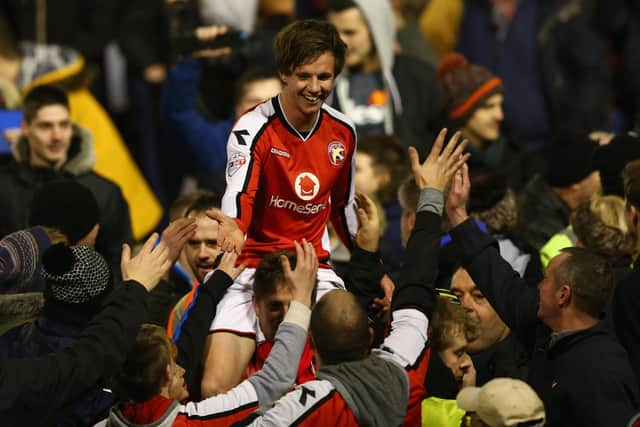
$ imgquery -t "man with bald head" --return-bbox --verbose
[236,130,469,426]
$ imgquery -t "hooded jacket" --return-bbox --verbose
[0,124,133,277]
[317,356,409,426]
[330,0,445,158]
[15,41,162,239]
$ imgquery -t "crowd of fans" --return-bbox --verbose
[1,0,640,426]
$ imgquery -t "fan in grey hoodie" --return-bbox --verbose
[327,0,445,158]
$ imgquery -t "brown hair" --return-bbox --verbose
[571,195,634,258]
[183,192,221,218]
[113,324,175,402]
[22,85,70,123]
[556,247,615,318]
[397,175,419,213]
[274,19,346,77]
[430,298,478,353]
[253,250,296,301]
[168,190,217,221]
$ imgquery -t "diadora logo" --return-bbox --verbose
[227,152,247,177]
[295,172,320,201]
[328,141,346,166]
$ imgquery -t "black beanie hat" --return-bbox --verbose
[544,129,597,188]
[592,132,640,197]
[42,243,112,322]
[29,180,100,244]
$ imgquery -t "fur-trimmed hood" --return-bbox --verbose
[13,124,96,176]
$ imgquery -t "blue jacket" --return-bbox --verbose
[161,58,233,175]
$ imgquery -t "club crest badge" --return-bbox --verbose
[328,141,346,166]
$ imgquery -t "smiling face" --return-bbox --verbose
[184,213,221,283]
[22,104,73,170]
[279,51,337,132]
[463,94,504,146]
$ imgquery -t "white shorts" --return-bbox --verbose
[209,267,345,342]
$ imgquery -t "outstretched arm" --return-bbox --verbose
[0,234,171,424]
[175,252,246,391]
[446,164,540,351]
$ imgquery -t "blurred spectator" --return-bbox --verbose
[469,173,542,285]
[514,130,600,250]
[390,0,437,66]
[592,131,640,197]
[457,0,610,151]
[0,87,133,277]
[116,0,172,208]
[437,53,541,191]
[540,195,634,269]
[162,59,280,195]
[0,1,118,74]
[613,160,640,388]
[327,0,446,158]
[349,134,406,280]
[0,244,114,426]
[457,378,545,427]
[0,19,163,239]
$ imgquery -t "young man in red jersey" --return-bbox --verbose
[201,19,361,397]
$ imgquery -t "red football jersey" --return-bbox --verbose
[222,96,358,268]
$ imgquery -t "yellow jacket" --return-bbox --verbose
[419,0,464,60]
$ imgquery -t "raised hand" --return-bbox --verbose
[408,129,470,192]
[354,192,382,253]
[445,163,471,227]
[371,274,394,314]
[280,239,318,307]
[121,233,172,292]
[161,217,197,265]
[192,25,233,59]
[216,251,247,281]
[206,209,245,255]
